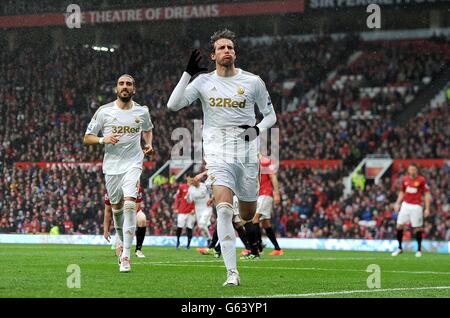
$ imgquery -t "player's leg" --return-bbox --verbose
[213,184,239,286]
[252,212,263,252]
[263,219,283,256]
[240,202,260,259]
[392,203,409,256]
[120,168,141,271]
[106,175,124,243]
[185,214,195,250]
[209,228,219,248]
[236,161,260,259]
[254,196,267,252]
[198,227,219,255]
[257,196,282,255]
[198,210,212,240]
[233,221,251,251]
[106,174,125,266]
[176,213,186,250]
[410,204,424,257]
[112,208,124,243]
[135,210,146,258]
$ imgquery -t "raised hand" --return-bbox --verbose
[186,49,208,76]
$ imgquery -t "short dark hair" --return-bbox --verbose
[117,74,135,85]
[210,28,237,53]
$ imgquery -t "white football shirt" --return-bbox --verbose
[186,183,211,212]
[85,100,153,175]
[183,68,274,163]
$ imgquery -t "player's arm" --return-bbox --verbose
[194,170,208,183]
[173,189,181,213]
[269,172,281,205]
[394,191,404,213]
[142,107,154,156]
[142,130,154,156]
[84,134,120,145]
[167,50,206,111]
[254,77,277,133]
[186,187,194,204]
[424,182,431,217]
[84,108,121,145]
[103,203,112,242]
[424,192,431,217]
[238,77,276,139]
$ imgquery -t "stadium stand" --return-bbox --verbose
[0,35,449,239]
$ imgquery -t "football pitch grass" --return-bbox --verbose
[0,244,449,298]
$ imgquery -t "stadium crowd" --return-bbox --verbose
[1,35,449,240]
[1,162,449,242]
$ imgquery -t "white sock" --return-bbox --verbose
[202,227,211,239]
[216,202,237,272]
[112,207,124,243]
[122,201,137,259]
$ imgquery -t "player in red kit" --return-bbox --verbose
[392,163,431,257]
[243,155,283,257]
[174,175,196,250]
[104,185,148,260]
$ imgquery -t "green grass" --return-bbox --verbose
[0,244,449,298]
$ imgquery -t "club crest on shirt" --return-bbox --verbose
[237,87,245,95]
[135,117,140,124]
[414,181,419,187]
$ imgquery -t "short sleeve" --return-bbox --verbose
[142,106,154,131]
[85,109,104,136]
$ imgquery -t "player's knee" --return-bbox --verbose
[216,202,233,218]
[216,202,234,240]
[136,211,146,226]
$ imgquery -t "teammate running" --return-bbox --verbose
[84,74,154,272]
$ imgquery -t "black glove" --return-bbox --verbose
[185,49,208,76]
[238,125,260,141]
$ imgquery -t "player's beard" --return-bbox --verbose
[218,56,235,67]
[118,90,134,103]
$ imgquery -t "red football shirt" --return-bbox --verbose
[104,185,143,206]
[259,164,276,197]
[174,183,195,214]
[401,175,429,205]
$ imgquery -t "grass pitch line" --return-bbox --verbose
[136,257,379,265]
[140,261,450,275]
[242,286,450,298]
